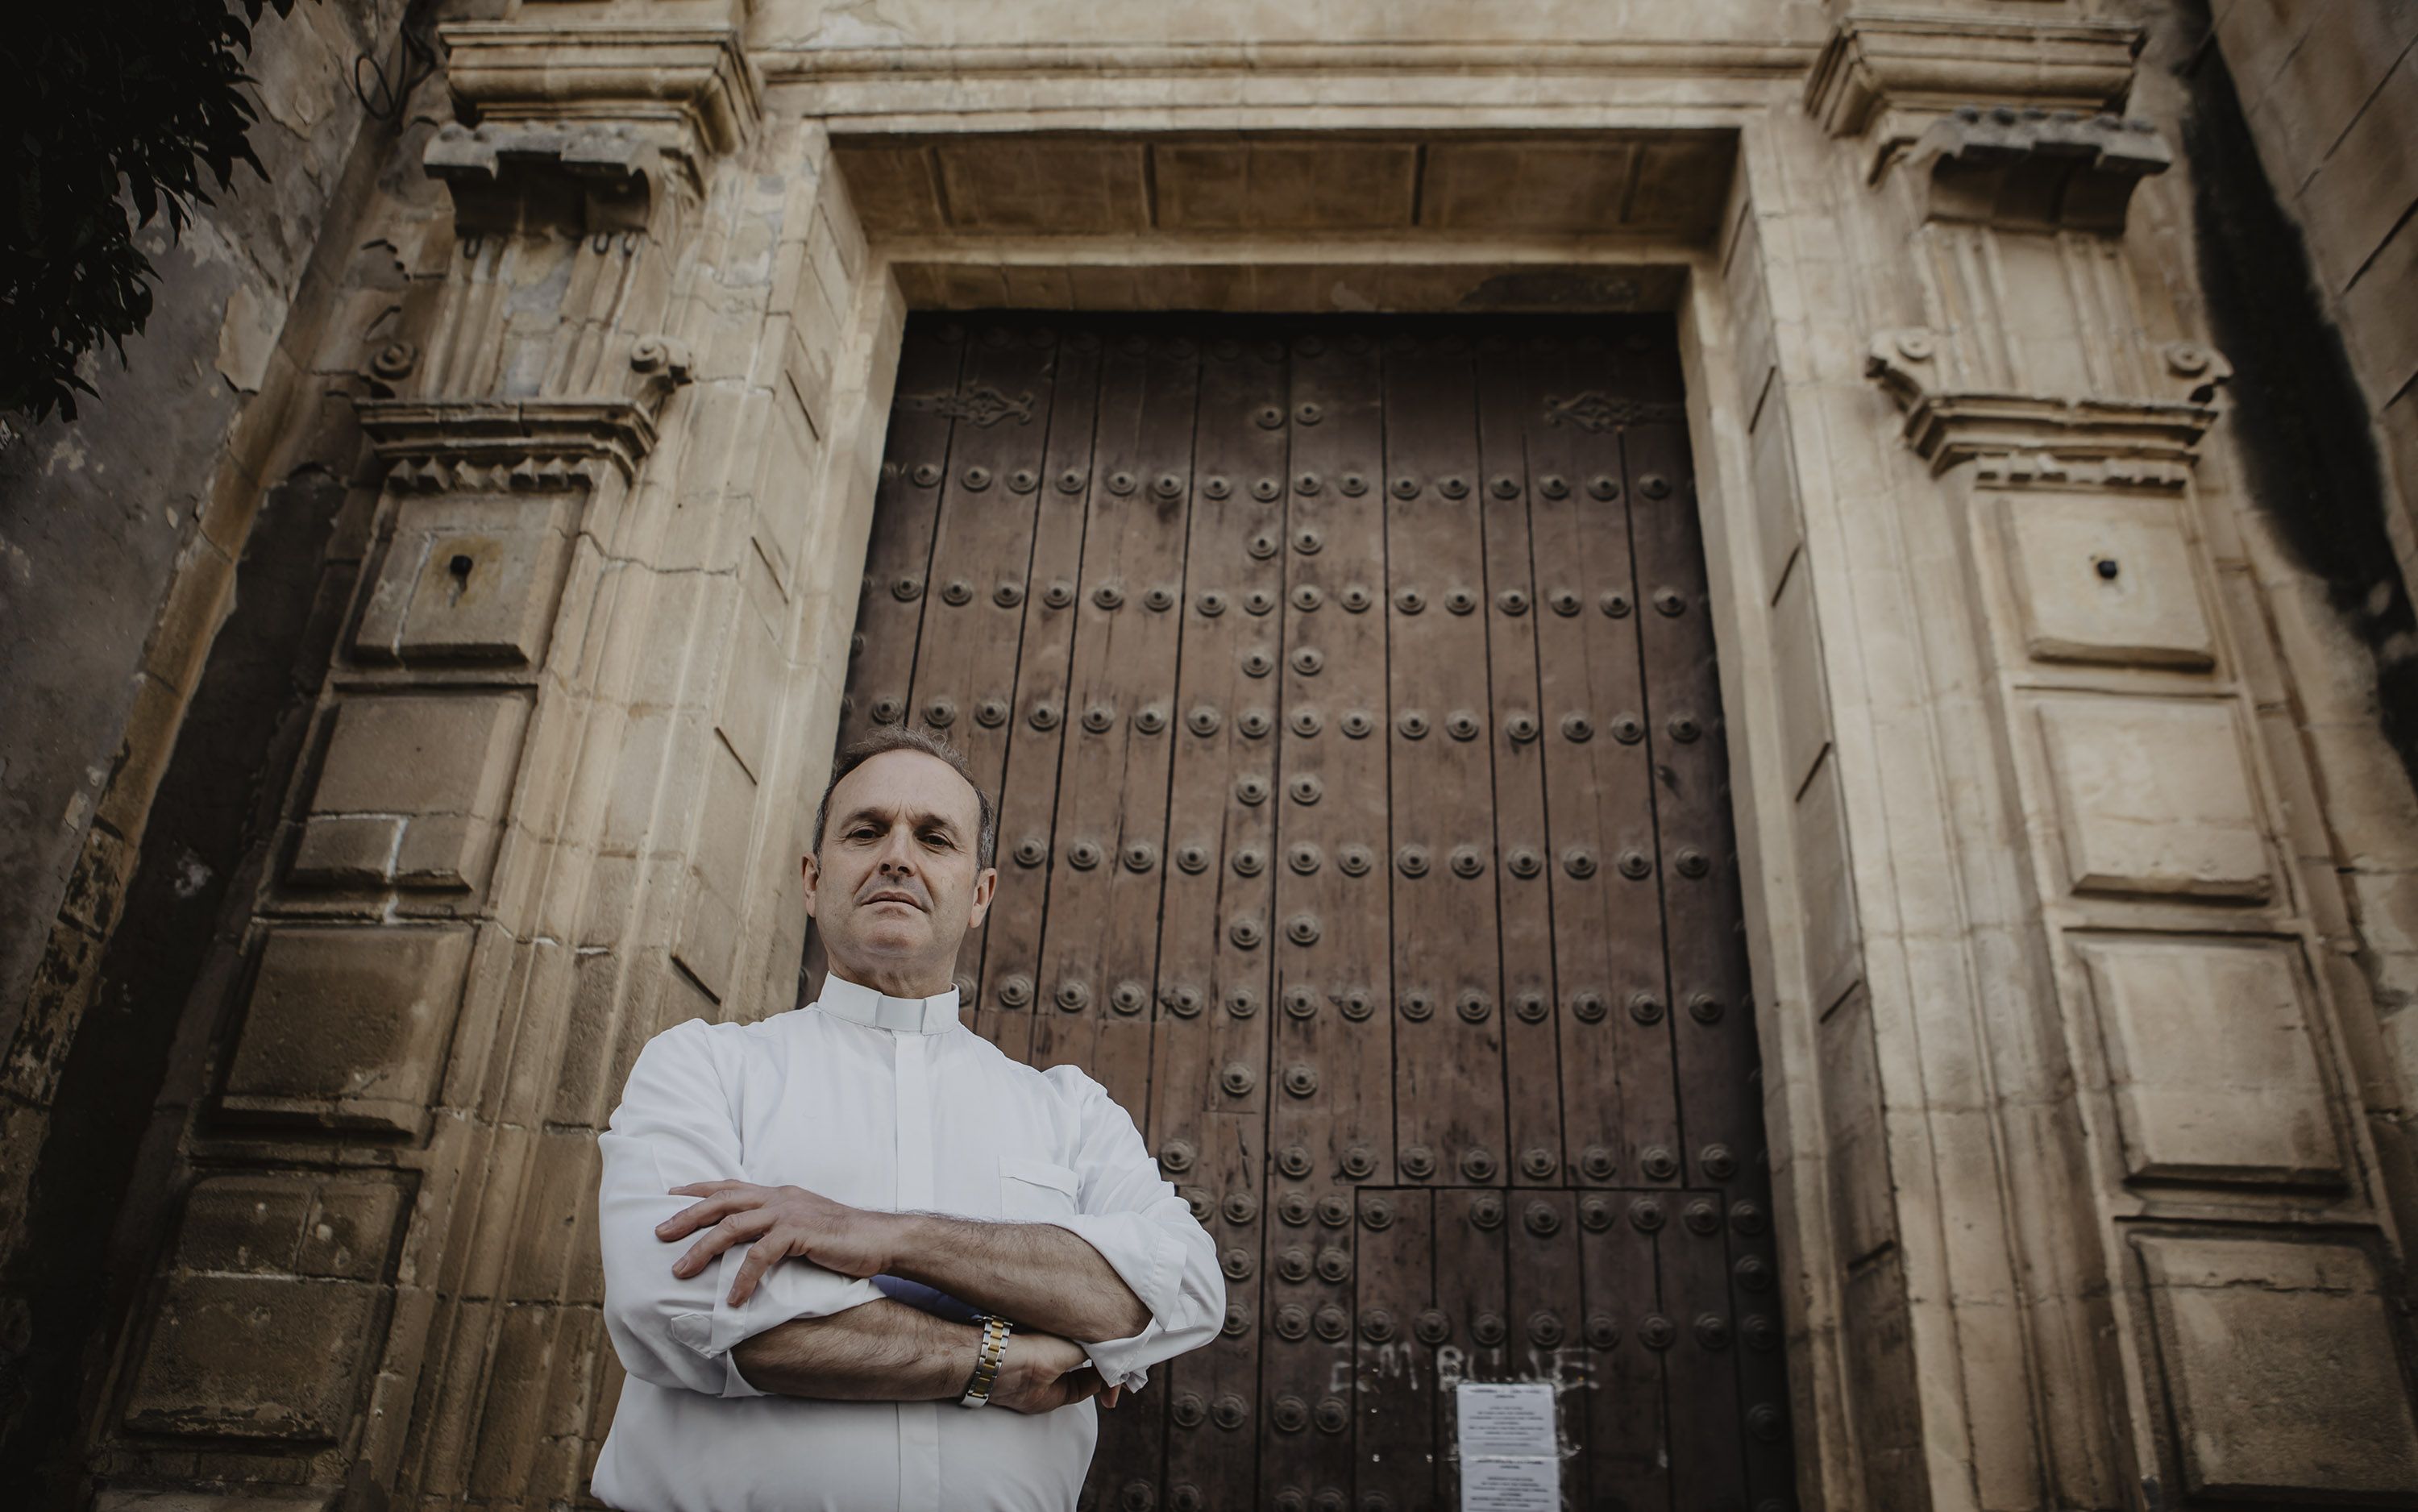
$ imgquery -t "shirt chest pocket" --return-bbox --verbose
[998,1154,1082,1219]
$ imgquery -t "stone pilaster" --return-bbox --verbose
[1857,54,2418,1506]
[84,4,878,1506]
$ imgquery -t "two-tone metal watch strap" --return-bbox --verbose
[958,1315,1012,1407]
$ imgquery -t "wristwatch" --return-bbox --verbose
[958,1315,1012,1407]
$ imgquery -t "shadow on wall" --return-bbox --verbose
[2177,0,2418,779]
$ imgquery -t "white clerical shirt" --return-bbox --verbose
[590,971,1226,1512]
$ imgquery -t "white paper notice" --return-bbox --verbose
[1456,1382,1559,1460]
[1460,1457,1560,1510]
[1456,1382,1561,1511]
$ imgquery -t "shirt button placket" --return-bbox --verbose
[895,1031,941,1510]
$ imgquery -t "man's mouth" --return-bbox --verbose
[863,891,924,911]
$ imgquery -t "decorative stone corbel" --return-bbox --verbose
[1914,106,2171,233]
[357,334,697,484]
[424,120,659,233]
[1868,327,2229,483]
[1806,10,2143,181]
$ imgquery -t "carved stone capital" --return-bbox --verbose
[1915,106,2171,232]
[1868,327,2229,483]
[438,22,763,160]
[1806,10,2142,178]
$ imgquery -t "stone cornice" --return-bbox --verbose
[1807,10,2142,179]
[356,339,692,485]
[757,38,1820,89]
[439,22,763,159]
[359,400,661,486]
[1867,327,2229,483]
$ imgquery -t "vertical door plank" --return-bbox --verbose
[1621,373,1759,1192]
[1031,334,1200,1124]
[976,330,1103,1061]
[1728,1186,1796,1505]
[1664,1189,1747,1507]
[1267,327,1386,1511]
[1381,330,1510,1190]
[1473,341,1563,1192]
[1434,1188,1510,1510]
[804,321,964,996]
[1035,333,1199,1511]
[1524,336,1676,1190]
[1154,330,1289,1512]
[1610,334,1756,1506]
[837,321,964,758]
[1355,1187,1435,1512]
[1262,1185,1360,1511]
[1580,1192,1672,1511]
[902,322,1063,1001]
[1505,1190,1588,1507]
[1273,329,1394,1191]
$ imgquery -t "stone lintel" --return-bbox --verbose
[438,22,763,160]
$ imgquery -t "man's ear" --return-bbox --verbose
[966,866,999,931]
[800,852,820,920]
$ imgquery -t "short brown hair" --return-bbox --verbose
[811,726,998,869]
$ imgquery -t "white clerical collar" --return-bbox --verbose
[815,970,962,1035]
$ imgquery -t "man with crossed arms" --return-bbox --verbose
[592,727,1225,1510]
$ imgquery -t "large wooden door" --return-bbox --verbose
[818,314,1795,1512]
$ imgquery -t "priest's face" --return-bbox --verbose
[803,750,998,993]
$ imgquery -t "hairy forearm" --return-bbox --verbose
[730,1297,978,1399]
[886,1215,1150,1343]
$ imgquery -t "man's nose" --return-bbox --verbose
[874,829,919,873]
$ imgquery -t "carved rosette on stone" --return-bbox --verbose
[106,8,773,1511]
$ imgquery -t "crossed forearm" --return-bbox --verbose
[730,1298,975,1398]
[883,1213,1151,1342]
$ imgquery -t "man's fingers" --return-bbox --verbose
[725,1228,793,1306]
[1058,1365,1104,1407]
[657,1187,781,1240]
[1104,1385,1124,1409]
[672,1211,773,1277]
[667,1180,752,1198]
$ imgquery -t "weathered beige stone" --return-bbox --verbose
[2075,935,2342,1185]
[123,1272,384,1441]
[292,694,530,892]
[354,496,576,666]
[1998,491,2216,669]
[2135,1234,2418,1498]
[1794,750,1860,1016]
[219,925,475,1133]
[2034,694,2273,901]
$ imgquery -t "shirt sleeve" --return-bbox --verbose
[596,1019,882,1398]
[1037,1065,1228,1392]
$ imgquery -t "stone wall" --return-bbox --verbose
[0,0,412,1481]
[2203,0,2418,1169]
[4,1,2418,1509]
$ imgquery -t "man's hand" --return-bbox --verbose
[989,1328,1126,1414]
[659,1181,902,1305]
